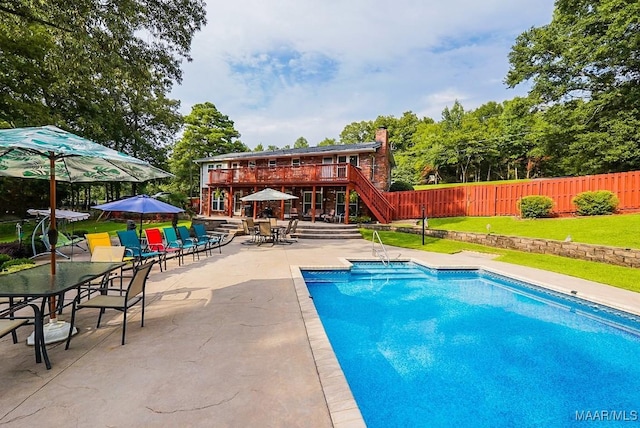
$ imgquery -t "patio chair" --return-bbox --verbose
[241,219,259,244]
[116,230,164,272]
[86,232,113,254]
[289,219,299,241]
[163,227,197,262]
[257,221,275,246]
[178,225,206,257]
[192,223,225,255]
[322,209,336,223]
[145,227,182,268]
[1,300,48,366]
[278,219,295,244]
[65,260,156,347]
[86,232,135,280]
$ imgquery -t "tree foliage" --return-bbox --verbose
[0,0,206,210]
[169,103,246,195]
[293,137,309,148]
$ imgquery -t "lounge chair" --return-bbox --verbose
[66,260,156,347]
[116,230,164,271]
[163,226,197,262]
[192,223,226,255]
[145,227,182,268]
[177,225,207,257]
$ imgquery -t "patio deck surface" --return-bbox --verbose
[2,236,640,427]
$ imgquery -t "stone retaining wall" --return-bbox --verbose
[363,224,640,268]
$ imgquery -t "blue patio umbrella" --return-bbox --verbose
[93,195,184,238]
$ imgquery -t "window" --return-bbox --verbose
[268,159,277,168]
[211,191,225,211]
[248,161,256,168]
[291,158,300,167]
[302,191,323,215]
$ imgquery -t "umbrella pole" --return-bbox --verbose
[49,154,57,276]
[33,154,77,344]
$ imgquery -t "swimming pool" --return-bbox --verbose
[302,261,640,427]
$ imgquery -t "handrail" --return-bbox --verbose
[348,165,394,223]
[371,230,390,266]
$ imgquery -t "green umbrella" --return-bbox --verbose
[0,125,172,268]
[0,125,172,342]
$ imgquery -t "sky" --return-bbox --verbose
[170,0,556,149]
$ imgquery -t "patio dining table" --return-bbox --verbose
[0,261,125,369]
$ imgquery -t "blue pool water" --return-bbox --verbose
[302,262,640,427]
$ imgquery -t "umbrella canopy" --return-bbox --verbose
[27,208,90,222]
[93,195,184,238]
[0,125,173,274]
[0,125,171,183]
[240,188,298,202]
[93,194,184,214]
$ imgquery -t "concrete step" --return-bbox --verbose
[198,217,363,240]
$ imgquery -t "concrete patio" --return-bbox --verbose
[2,236,640,427]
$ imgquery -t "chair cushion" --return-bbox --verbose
[80,295,126,309]
[0,319,27,337]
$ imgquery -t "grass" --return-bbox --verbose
[361,229,640,293]
[394,213,640,249]
[0,218,191,243]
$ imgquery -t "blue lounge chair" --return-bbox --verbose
[116,230,164,271]
[177,225,206,257]
[192,223,226,255]
[163,227,197,262]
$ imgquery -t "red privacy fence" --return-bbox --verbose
[384,171,640,219]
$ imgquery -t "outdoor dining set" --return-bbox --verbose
[241,217,298,246]
[0,222,230,370]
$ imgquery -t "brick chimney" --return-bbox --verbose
[373,126,391,190]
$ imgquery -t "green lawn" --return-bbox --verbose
[361,229,640,293]
[0,218,191,243]
[394,214,640,249]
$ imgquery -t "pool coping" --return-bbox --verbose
[292,256,640,427]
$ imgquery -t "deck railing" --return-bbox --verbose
[207,164,351,185]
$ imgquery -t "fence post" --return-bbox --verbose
[422,205,426,245]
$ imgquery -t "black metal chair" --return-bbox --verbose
[1,299,49,368]
[66,260,156,348]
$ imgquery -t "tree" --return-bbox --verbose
[267,145,279,151]
[318,138,338,146]
[294,137,309,148]
[0,0,206,161]
[169,103,246,196]
[506,0,640,103]
[254,144,265,152]
[340,121,374,144]
[506,0,640,175]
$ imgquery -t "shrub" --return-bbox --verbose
[349,215,372,224]
[517,195,554,219]
[572,190,619,216]
[1,258,36,273]
[0,241,33,258]
[389,181,415,192]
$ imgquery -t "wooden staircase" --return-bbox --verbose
[348,165,394,224]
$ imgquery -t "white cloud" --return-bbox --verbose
[171,0,555,148]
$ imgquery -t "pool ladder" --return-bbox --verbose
[372,230,390,266]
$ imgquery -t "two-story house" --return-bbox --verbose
[194,127,395,224]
